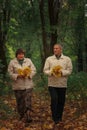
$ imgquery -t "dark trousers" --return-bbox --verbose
[49,87,66,122]
[14,88,33,119]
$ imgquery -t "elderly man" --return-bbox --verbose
[43,44,72,124]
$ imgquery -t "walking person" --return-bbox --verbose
[43,44,72,124]
[8,48,36,124]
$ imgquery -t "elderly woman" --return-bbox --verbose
[8,48,36,124]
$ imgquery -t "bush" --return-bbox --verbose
[0,74,13,96]
[67,72,87,100]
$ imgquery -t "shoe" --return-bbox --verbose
[19,115,24,121]
[25,122,29,127]
[26,119,32,123]
[25,119,32,127]
[54,118,62,124]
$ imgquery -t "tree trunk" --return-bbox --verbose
[77,47,83,72]
[0,41,7,77]
[39,0,50,69]
[85,40,87,72]
[75,3,85,72]
[0,0,11,78]
[48,0,60,53]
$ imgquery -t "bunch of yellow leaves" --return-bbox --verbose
[51,65,62,77]
[17,67,31,77]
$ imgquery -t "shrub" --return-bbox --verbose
[67,72,87,100]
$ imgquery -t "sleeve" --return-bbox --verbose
[61,57,73,76]
[43,58,52,76]
[8,61,18,80]
[29,59,36,78]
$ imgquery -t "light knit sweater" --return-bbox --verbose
[43,54,72,88]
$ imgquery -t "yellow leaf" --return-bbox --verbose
[17,68,23,75]
[17,67,31,77]
[52,65,62,77]
[23,67,31,77]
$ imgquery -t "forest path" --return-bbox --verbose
[0,89,87,130]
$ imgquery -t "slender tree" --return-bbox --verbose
[48,0,60,53]
[74,1,85,71]
[39,0,49,61]
[0,0,11,77]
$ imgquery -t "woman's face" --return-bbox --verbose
[17,53,24,60]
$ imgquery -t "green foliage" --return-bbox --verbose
[34,74,47,88]
[67,72,87,100]
[0,74,13,96]
[8,18,19,39]
[0,60,4,73]
[0,0,87,98]
[6,44,15,63]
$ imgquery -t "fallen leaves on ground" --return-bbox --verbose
[0,89,87,130]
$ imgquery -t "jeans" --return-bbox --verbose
[49,87,66,122]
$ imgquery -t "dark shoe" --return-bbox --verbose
[25,122,29,127]
[26,118,32,123]
[19,115,24,121]
[54,118,62,124]
[25,119,32,127]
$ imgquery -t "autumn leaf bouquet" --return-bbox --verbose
[17,67,31,78]
[51,65,62,77]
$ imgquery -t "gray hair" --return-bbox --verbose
[54,44,63,50]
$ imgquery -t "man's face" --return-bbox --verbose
[53,45,62,56]
[17,53,24,60]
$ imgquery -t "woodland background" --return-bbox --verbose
[0,0,87,130]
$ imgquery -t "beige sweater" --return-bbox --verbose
[8,58,36,90]
[43,54,72,88]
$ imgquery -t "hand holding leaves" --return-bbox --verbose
[51,65,62,77]
[17,67,31,79]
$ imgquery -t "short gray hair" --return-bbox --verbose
[54,44,63,50]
